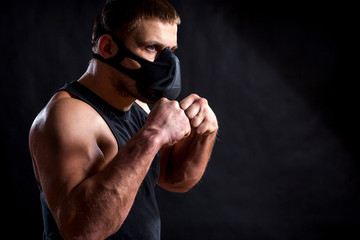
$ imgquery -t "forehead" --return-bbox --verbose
[133,18,178,47]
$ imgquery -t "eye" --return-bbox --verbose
[146,45,156,52]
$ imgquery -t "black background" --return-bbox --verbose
[1,0,359,239]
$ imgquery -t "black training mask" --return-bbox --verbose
[92,30,181,102]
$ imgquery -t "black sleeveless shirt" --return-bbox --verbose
[38,80,161,239]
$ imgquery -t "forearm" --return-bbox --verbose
[159,130,217,192]
[57,127,162,239]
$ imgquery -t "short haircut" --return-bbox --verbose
[92,0,181,45]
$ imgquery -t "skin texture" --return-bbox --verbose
[29,18,218,239]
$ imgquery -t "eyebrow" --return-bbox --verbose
[139,39,178,51]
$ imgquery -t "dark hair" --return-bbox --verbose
[92,0,180,44]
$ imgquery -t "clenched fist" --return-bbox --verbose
[180,94,218,135]
[145,98,191,146]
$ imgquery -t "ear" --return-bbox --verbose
[98,34,118,59]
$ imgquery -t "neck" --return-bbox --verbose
[78,59,136,111]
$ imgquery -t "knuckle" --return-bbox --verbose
[169,100,179,108]
[190,93,200,99]
[198,98,208,106]
[158,97,168,104]
[213,121,219,131]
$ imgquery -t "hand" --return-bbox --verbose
[180,94,218,135]
[145,98,191,145]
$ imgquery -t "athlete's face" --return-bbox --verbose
[112,18,178,102]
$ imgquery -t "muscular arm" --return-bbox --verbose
[158,94,218,192]
[56,129,161,239]
[29,97,189,239]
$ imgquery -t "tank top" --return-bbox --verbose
[38,80,161,240]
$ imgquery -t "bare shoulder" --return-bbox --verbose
[30,91,117,158]
[30,91,104,141]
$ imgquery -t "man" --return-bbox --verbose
[29,0,218,239]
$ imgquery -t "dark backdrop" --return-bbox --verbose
[1,0,359,239]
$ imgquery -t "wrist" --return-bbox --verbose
[140,126,166,149]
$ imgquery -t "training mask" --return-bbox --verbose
[92,29,181,102]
